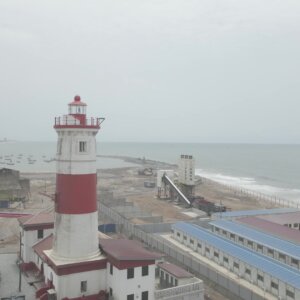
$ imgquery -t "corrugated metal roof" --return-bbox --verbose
[210,219,300,259]
[99,239,162,261]
[257,211,300,225]
[172,222,300,289]
[158,262,193,278]
[237,217,300,244]
[212,208,299,219]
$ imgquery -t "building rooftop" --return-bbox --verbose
[33,234,53,261]
[158,262,193,279]
[210,219,300,259]
[257,211,300,225]
[173,222,300,289]
[19,212,54,230]
[237,216,300,244]
[100,239,162,261]
[211,208,299,219]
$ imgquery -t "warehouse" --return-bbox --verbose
[211,208,299,220]
[238,216,300,244]
[172,222,300,299]
[210,219,300,269]
[256,211,300,230]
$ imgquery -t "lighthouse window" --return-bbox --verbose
[57,138,62,154]
[81,280,87,292]
[79,141,87,153]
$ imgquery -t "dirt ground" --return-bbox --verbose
[0,160,278,300]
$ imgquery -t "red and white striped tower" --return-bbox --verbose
[51,95,104,261]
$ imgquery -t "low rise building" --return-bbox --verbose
[172,222,300,300]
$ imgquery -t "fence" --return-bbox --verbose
[99,202,268,300]
[201,177,299,209]
[154,281,204,299]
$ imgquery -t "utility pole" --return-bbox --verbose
[18,231,22,292]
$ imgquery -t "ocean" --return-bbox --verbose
[1,141,300,204]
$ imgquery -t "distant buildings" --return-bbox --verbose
[0,168,30,208]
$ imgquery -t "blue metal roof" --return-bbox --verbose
[212,208,299,219]
[172,222,300,289]
[210,219,300,259]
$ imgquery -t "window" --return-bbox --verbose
[215,227,219,232]
[127,294,134,300]
[247,241,253,247]
[294,223,298,228]
[233,262,239,269]
[197,243,202,248]
[57,138,62,154]
[109,288,113,296]
[183,235,187,240]
[238,237,244,243]
[190,239,194,244]
[214,251,219,258]
[230,233,235,239]
[268,249,274,255]
[222,230,227,235]
[291,258,298,265]
[142,266,149,276]
[127,268,134,279]
[271,281,278,290]
[245,268,251,275]
[257,274,264,282]
[205,247,210,253]
[223,257,229,263]
[79,141,87,153]
[37,229,43,239]
[110,263,113,275]
[80,281,87,292]
[141,291,148,300]
[279,253,285,260]
[257,244,263,251]
[177,232,180,237]
[286,289,295,299]
[175,279,178,286]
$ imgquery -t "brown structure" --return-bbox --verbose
[0,168,30,208]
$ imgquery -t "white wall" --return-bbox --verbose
[21,228,53,263]
[52,212,100,260]
[55,129,98,175]
[43,264,106,300]
[107,263,156,300]
[178,155,195,185]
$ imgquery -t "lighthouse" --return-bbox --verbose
[51,95,104,260]
[20,95,163,299]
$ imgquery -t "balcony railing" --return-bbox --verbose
[155,281,204,299]
[54,116,105,128]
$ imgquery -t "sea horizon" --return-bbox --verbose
[1,141,300,205]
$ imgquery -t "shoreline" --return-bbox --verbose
[18,155,298,208]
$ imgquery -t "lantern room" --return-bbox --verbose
[68,95,87,115]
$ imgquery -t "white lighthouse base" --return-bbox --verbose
[51,211,100,260]
[43,249,107,299]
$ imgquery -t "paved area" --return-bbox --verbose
[0,253,35,299]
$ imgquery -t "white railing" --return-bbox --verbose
[155,281,203,299]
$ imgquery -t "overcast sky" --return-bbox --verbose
[0,0,300,143]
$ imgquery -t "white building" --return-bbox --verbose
[178,155,195,186]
